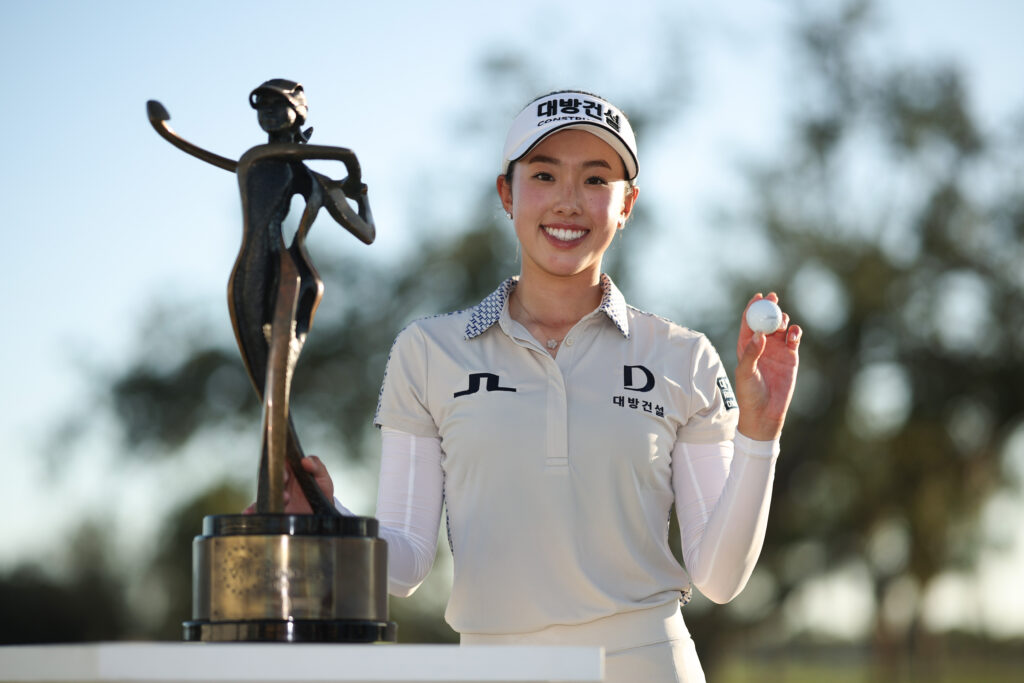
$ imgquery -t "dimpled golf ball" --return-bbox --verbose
[746,298,783,334]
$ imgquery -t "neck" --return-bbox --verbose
[511,272,603,331]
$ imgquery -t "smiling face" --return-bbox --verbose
[497,129,638,285]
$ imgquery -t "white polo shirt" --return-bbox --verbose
[374,274,738,634]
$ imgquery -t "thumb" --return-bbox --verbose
[737,332,766,377]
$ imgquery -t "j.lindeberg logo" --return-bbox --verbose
[623,365,655,392]
[454,373,517,398]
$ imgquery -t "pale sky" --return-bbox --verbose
[2,0,1023,638]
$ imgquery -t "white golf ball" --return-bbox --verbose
[746,298,783,334]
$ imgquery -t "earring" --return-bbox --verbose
[506,210,513,220]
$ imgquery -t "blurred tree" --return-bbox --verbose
[0,521,133,643]
[682,0,1024,676]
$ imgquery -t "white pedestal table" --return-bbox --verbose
[0,643,603,683]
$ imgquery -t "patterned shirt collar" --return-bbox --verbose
[465,273,630,340]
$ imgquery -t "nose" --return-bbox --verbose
[554,178,581,215]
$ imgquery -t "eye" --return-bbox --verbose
[532,171,554,181]
[585,175,609,185]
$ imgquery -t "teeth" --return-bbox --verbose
[544,226,586,241]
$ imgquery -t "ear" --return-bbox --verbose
[496,175,513,214]
[619,184,639,228]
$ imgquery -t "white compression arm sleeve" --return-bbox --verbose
[672,433,779,604]
[374,427,444,597]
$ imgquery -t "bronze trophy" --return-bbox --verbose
[147,79,396,643]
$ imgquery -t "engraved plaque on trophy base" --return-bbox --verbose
[184,514,397,643]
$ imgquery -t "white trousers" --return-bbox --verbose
[460,601,706,682]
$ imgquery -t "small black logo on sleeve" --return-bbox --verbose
[717,376,738,410]
[454,372,517,397]
[624,365,655,392]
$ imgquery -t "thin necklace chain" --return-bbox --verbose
[514,293,566,350]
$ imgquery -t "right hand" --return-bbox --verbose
[734,292,801,441]
[243,455,336,514]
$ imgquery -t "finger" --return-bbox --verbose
[302,455,324,474]
[787,324,803,349]
[738,331,767,375]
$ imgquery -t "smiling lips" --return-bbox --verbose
[543,225,588,242]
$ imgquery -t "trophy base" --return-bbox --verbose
[187,514,397,643]
[183,618,398,643]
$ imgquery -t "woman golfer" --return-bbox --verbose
[289,90,802,681]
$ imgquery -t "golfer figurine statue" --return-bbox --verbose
[147,80,395,643]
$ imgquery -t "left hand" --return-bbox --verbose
[242,455,335,514]
[282,455,335,514]
[734,292,802,441]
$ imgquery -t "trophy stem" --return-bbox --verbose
[261,246,303,513]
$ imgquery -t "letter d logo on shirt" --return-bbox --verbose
[624,365,655,392]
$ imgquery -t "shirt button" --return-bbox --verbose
[565,338,574,346]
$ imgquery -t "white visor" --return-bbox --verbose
[501,91,638,180]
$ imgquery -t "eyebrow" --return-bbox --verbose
[525,154,613,170]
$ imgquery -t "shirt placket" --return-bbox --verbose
[497,304,608,472]
[503,320,569,471]
[544,353,569,469]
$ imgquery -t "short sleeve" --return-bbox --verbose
[374,323,440,438]
[676,335,738,444]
